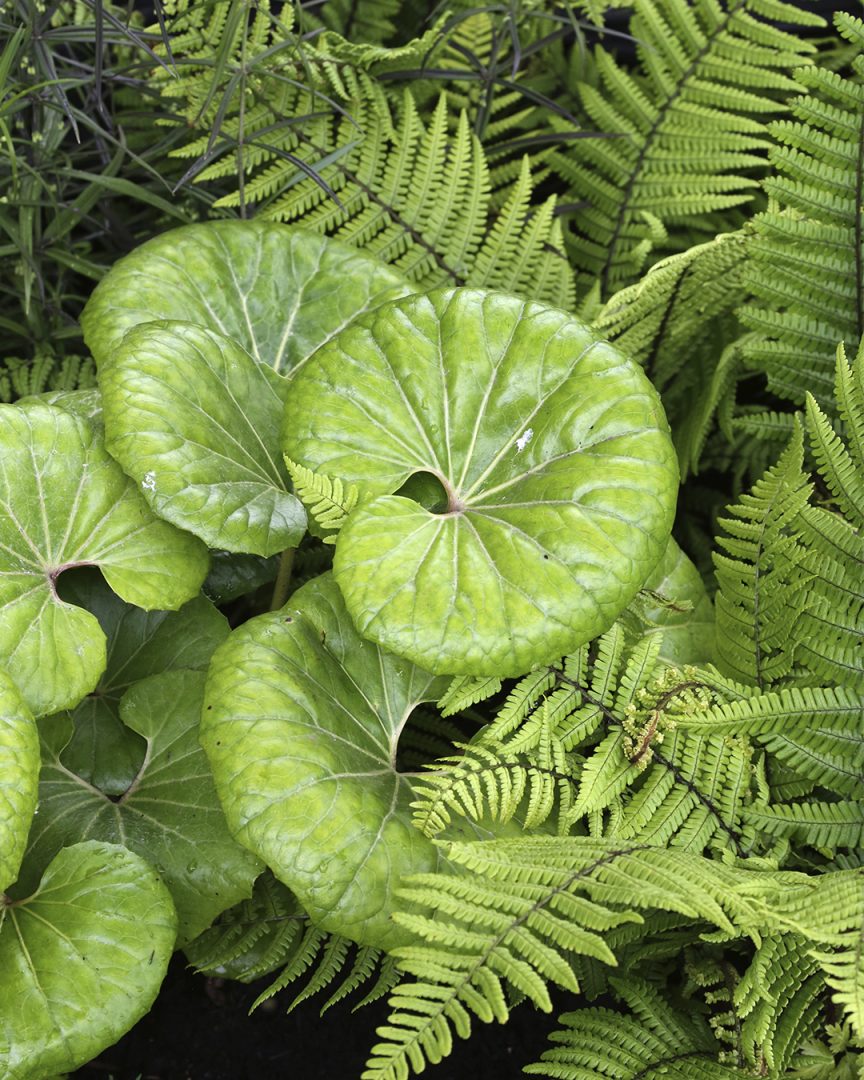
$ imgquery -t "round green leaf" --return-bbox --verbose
[81,220,411,375]
[57,567,229,795]
[0,671,38,894]
[99,321,306,555]
[283,289,679,676]
[25,670,261,946]
[201,573,448,949]
[0,841,176,1080]
[0,404,208,716]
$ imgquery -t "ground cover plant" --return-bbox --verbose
[0,0,863,1078]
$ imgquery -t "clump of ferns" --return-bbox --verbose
[414,636,734,848]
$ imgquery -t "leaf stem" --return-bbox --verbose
[269,547,295,611]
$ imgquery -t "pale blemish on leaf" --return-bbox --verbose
[516,428,534,452]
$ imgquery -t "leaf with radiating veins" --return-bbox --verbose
[81,220,410,376]
[284,288,678,677]
[24,670,260,945]
[0,404,208,716]
[201,573,448,949]
[0,841,176,1080]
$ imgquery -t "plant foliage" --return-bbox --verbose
[2,2,864,1077]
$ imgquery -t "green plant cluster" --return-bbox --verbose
[0,1,863,1078]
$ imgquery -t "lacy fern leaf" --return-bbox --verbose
[551,0,821,298]
[364,839,800,1080]
[739,12,864,409]
[525,977,740,1078]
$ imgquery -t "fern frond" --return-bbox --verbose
[806,346,864,528]
[411,723,573,838]
[285,457,359,542]
[767,868,864,1035]
[712,423,813,687]
[739,18,864,409]
[250,88,574,307]
[524,977,738,1078]
[365,837,834,1079]
[551,0,821,298]
[185,872,307,982]
[0,354,96,403]
[735,935,824,1074]
[594,229,752,476]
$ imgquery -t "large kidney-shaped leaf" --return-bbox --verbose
[24,670,260,946]
[283,289,679,676]
[81,219,410,375]
[0,841,176,1080]
[98,321,306,555]
[201,573,448,949]
[0,404,208,716]
[0,671,38,894]
[57,567,229,795]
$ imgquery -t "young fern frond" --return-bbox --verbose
[551,0,822,298]
[712,423,813,687]
[285,458,359,542]
[411,714,574,838]
[739,12,864,409]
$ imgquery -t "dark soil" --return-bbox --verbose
[74,955,566,1079]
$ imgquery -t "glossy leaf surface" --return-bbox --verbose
[0,671,38,894]
[0,405,208,716]
[81,220,410,375]
[201,574,448,949]
[25,670,260,945]
[0,841,176,1080]
[284,289,678,676]
[99,321,306,555]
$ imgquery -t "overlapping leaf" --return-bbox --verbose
[0,671,38,895]
[0,841,176,1080]
[81,220,410,376]
[99,322,306,555]
[56,567,228,795]
[0,404,208,716]
[284,288,678,676]
[201,573,448,949]
[25,670,260,945]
